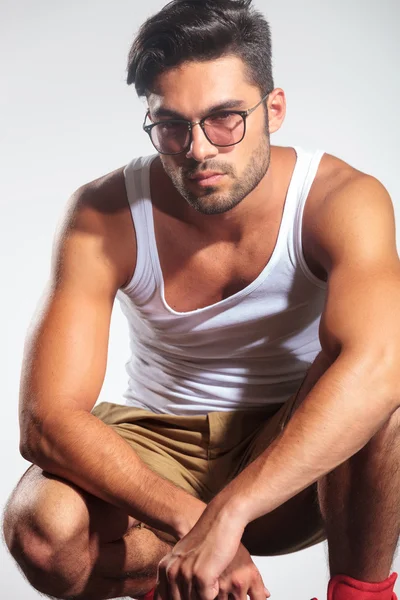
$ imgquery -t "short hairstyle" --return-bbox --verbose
[127,0,274,98]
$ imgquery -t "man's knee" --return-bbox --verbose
[3,469,91,598]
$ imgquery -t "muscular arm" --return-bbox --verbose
[19,178,204,540]
[210,173,400,524]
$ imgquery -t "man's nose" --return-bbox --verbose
[185,123,219,162]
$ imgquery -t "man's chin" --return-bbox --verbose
[186,195,239,216]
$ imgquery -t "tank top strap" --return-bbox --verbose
[120,155,158,301]
[287,147,327,289]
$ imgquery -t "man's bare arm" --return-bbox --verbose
[19,178,205,539]
[207,173,400,523]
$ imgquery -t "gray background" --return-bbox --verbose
[1,0,399,598]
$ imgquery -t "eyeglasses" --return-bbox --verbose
[143,92,270,155]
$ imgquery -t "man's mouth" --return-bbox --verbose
[187,171,225,185]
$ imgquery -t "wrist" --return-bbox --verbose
[206,491,251,532]
[174,497,207,539]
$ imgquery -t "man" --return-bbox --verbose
[3,0,399,599]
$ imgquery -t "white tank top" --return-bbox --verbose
[117,147,327,415]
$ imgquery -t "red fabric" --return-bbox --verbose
[137,577,398,600]
[327,572,398,600]
[136,588,155,600]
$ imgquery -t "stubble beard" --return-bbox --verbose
[161,134,271,216]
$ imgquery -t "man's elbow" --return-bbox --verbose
[339,343,400,412]
[19,408,62,469]
[19,421,48,466]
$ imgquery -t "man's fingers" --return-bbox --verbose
[248,578,270,600]
[228,574,248,600]
[177,566,193,600]
[217,576,232,600]
[154,583,168,600]
[165,563,184,600]
[236,586,248,600]
[156,562,173,600]
[217,589,229,600]
[156,577,172,600]
[193,574,219,600]
[168,578,184,600]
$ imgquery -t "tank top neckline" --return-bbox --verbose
[141,147,303,316]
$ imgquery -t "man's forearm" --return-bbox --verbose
[21,407,206,539]
[212,350,399,526]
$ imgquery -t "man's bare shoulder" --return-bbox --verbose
[313,152,364,200]
[307,152,395,275]
[304,152,393,279]
[313,152,392,223]
[73,165,128,218]
[58,165,136,290]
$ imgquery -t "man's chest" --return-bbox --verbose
[151,200,325,314]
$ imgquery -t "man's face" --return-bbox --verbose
[146,55,271,215]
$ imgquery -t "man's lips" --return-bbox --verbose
[187,171,225,184]
[188,171,224,180]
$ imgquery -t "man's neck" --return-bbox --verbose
[150,146,294,242]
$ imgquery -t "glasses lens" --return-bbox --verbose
[150,121,190,154]
[203,113,245,146]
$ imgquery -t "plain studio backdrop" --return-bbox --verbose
[1,1,399,598]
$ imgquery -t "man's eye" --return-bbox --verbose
[160,122,177,129]
[159,121,186,132]
[207,112,233,122]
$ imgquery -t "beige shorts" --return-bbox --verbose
[92,395,326,554]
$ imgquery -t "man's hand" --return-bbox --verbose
[217,544,270,600]
[154,504,269,600]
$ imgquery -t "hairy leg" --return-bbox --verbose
[3,464,177,599]
[318,407,400,581]
[241,482,324,556]
[242,349,399,579]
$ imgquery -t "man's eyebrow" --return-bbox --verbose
[151,99,247,120]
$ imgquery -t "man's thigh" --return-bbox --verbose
[91,402,211,500]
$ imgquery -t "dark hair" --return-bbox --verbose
[127,0,274,98]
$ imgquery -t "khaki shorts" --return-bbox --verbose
[92,395,326,554]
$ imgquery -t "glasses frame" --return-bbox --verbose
[142,92,271,156]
